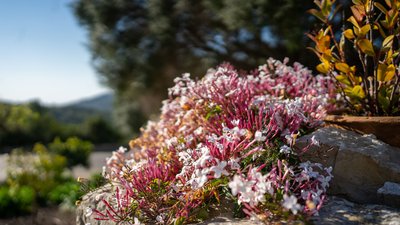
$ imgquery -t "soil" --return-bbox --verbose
[0,207,75,225]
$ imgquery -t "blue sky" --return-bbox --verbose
[0,0,110,105]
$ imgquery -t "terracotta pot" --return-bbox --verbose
[324,115,400,148]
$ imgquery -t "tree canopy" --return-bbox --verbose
[72,0,319,134]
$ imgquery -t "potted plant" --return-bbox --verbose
[308,0,400,147]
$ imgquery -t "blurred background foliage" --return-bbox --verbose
[72,0,322,136]
[0,101,121,151]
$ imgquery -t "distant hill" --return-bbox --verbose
[64,93,114,112]
[48,93,114,124]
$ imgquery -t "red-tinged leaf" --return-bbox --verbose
[335,62,350,73]
[351,4,365,21]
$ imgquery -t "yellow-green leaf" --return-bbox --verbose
[377,64,388,81]
[348,16,360,29]
[336,74,352,86]
[359,24,371,36]
[343,29,355,39]
[378,63,396,81]
[309,9,325,22]
[382,35,394,51]
[385,64,396,81]
[385,0,392,8]
[374,2,388,13]
[358,39,375,56]
[352,85,366,99]
[335,62,350,73]
[317,62,330,74]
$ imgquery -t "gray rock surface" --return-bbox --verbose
[77,186,400,225]
[312,196,400,225]
[296,126,400,204]
[76,184,114,225]
[378,182,400,208]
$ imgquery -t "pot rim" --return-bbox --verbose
[324,115,400,123]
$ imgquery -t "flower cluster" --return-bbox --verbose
[92,58,336,224]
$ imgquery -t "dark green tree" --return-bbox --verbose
[72,0,318,135]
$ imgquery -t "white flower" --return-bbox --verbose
[117,146,128,154]
[156,214,165,223]
[133,217,143,225]
[231,119,240,126]
[282,194,302,215]
[311,135,320,146]
[166,137,178,148]
[279,145,292,154]
[228,175,245,196]
[254,131,266,142]
[194,126,203,136]
[85,207,93,217]
[228,158,240,170]
[210,160,229,178]
[190,168,209,188]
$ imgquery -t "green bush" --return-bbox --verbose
[0,185,35,217]
[9,186,35,213]
[48,182,80,205]
[6,147,68,203]
[48,137,93,168]
[0,186,13,217]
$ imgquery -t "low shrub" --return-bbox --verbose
[48,136,93,168]
[0,185,35,217]
[48,181,80,206]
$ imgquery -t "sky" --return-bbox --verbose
[0,0,110,105]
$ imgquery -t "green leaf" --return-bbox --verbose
[378,88,390,112]
[309,9,325,22]
[358,39,375,56]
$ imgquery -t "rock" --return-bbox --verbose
[76,184,400,225]
[76,184,114,225]
[296,126,400,204]
[378,182,400,208]
[312,196,400,225]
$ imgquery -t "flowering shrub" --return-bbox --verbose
[91,58,336,224]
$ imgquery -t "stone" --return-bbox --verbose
[296,126,400,204]
[76,184,400,225]
[312,196,400,225]
[76,184,114,225]
[378,182,400,208]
